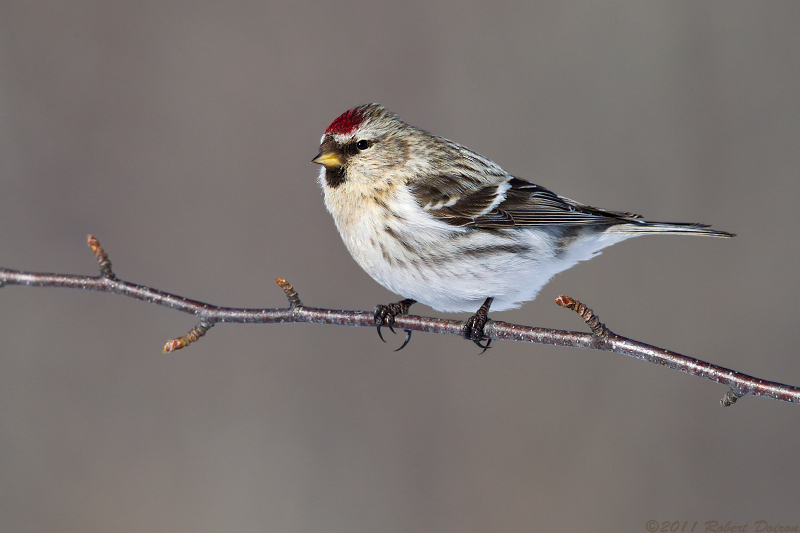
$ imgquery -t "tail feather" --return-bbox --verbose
[606,221,735,238]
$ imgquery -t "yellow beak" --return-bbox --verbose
[311,151,342,168]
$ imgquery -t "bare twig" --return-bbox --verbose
[164,321,214,353]
[275,278,302,308]
[87,235,115,279]
[1,236,798,406]
[555,296,608,339]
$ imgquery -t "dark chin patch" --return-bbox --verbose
[325,166,347,188]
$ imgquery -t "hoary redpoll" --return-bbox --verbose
[312,104,734,349]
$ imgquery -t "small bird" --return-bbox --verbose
[313,104,734,349]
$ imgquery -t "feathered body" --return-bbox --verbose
[314,104,733,313]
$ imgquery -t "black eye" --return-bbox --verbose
[356,139,371,150]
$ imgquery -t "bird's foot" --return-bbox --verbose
[463,297,494,354]
[374,299,416,351]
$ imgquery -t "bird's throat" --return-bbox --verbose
[325,166,347,188]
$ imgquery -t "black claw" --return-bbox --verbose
[374,299,416,350]
[473,338,492,354]
[462,297,494,353]
[394,330,413,352]
[374,305,395,343]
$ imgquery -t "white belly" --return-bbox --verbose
[338,215,631,313]
[322,176,632,313]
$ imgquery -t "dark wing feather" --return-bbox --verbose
[409,175,505,225]
[474,178,645,228]
[413,176,646,228]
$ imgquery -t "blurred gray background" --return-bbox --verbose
[1,1,799,532]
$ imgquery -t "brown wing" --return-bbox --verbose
[412,176,645,228]
[410,175,506,225]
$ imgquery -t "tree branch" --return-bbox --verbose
[1,236,797,407]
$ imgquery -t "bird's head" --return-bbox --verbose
[313,104,412,189]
